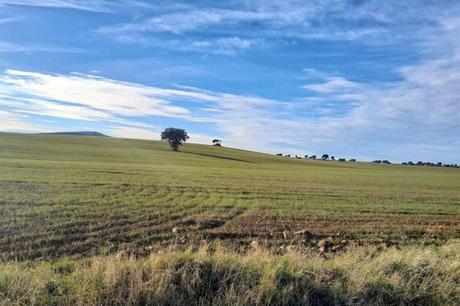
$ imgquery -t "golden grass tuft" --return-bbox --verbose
[1,241,458,305]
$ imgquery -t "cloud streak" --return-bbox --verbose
[0,0,113,12]
[97,0,437,43]
[0,41,86,53]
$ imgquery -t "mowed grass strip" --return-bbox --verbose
[0,132,459,260]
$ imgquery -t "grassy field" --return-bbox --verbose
[1,132,459,305]
[0,132,459,261]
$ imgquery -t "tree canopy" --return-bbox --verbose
[212,139,222,146]
[161,128,189,151]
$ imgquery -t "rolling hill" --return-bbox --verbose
[0,132,459,260]
[0,132,459,305]
[40,131,109,137]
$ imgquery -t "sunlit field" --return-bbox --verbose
[1,133,459,305]
[1,133,459,260]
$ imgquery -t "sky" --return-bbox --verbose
[0,0,459,163]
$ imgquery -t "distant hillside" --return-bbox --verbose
[41,131,109,137]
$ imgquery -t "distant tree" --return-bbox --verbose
[321,154,329,160]
[402,162,408,165]
[382,160,391,164]
[330,156,336,161]
[285,154,291,158]
[276,153,283,156]
[304,155,309,159]
[408,161,414,165]
[372,160,382,164]
[309,155,317,160]
[436,162,442,167]
[349,159,356,162]
[338,158,346,162]
[161,128,189,151]
[212,139,222,146]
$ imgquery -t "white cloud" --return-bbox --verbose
[0,41,85,53]
[108,126,160,140]
[96,0,412,45]
[0,95,113,121]
[0,70,194,118]
[184,37,264,55]
[294,54,460,161]
[0,109,48,132]
[0,0,112,12]
[98,9,278,35]
[0,0,157,12]
[303,76,362,93]
[109,35,264,56]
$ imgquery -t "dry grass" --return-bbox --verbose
[1,241,459,305]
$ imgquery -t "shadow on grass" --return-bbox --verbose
[183,151,256,163]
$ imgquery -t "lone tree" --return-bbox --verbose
[161,128,189,151]
[321,154,329,160]
[212,139,222,146]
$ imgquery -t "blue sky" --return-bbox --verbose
[0,0,459,163]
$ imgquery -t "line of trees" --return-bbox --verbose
[275,153,458,168]
[372,160,391,164]
[275,153,357,162]
[402,161,459,168]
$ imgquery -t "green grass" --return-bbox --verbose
[0,132,459,260]
[1,132,459,305]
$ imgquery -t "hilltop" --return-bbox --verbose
[40,131,109,137]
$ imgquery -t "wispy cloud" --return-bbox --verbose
[0,0,113,12]
[180,37,264,56]
[0,0,157,13]
[303,76,362,93]
[0,70,194,118]
[96,1,426,44]
[0,109,49,132]
[0,16,21,23]
[0,41,86,53]
[98,9,279,35]
[113,36,265,56]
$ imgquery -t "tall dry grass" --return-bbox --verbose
[1,241,459,305]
